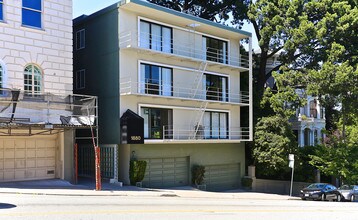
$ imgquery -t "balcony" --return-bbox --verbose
[0,88,97,133]
[160,125,250,143]
[119,31,250,71]
[120,77,249,106]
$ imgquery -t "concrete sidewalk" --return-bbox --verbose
[0,179,298,200]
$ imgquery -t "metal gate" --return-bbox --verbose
[78,144,118,179]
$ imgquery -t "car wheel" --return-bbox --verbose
[351,195,355,202]
[337,194,341,202]
[321,194,325,201]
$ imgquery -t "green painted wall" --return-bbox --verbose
[130,142,246,181]
[73,8,120,144]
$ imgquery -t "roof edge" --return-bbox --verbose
[126,0,252,37]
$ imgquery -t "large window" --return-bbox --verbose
[140,63,172,96]
[204,74,228,101]
[75,69,85,89]
[310,99,317,118]
[76,29,85,50]
[0,0,3,21]
[203,36,228,64]
[141,107,173,139]
[22,0,42,29]
[24,64,42,95]
[140,20,172,53]
[203,111,228,139]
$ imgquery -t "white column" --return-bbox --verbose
[317,100,321,119]
[249,36,253,141]
[299,129,305,147]
[311,130,315,146]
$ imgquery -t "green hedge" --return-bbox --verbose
[129,160,147,186]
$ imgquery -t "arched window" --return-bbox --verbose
[24,64,42,95]
[310,99,317,118]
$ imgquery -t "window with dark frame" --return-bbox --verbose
[76,29,85,50]
[140,63,173,96]
[75,69,85,89]
[204,73,228,102]
[141,107,173,139]
[203,36,228,64]
[22,0,42,29]
[140,20,173,53]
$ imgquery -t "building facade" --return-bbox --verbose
[0,0,96,182]
[262,51,326,147]
[74,0,253,191]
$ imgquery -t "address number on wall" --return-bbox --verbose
[131,136,142,141]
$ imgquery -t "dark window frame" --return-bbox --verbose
[76,29,85,50]
[140,20,173,53]
[140,63,173,96]
[141,107,173,140]
[203,36,228,64]
[204,73,229,102]
[75,69,85,90]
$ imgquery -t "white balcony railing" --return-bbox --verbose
[119,31,250,69]
[162,125,250,141]
[0,88,97,126]
[120,77,249,105]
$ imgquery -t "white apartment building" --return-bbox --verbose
[74,0,253,191]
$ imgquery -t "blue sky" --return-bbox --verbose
[73,0,258,49]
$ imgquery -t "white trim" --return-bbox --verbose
[138,103,230,113]
[138,16,230,42]
[138,59,229,77]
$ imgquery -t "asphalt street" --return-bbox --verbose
[0,193,357,220]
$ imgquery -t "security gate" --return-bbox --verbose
[78,144,117,179]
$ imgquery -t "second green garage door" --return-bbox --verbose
[141,156,189,188]
[205,163,241,191]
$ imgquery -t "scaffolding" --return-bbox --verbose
[0,88,98,138]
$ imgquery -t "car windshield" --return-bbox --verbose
[307,183,326,189]
[339,185,353,190]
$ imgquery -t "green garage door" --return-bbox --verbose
[141,156,189,188]
[205,163,241,191]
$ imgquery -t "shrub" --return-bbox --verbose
[241,177,253,188]
[191,165,205,185]
[129,160,147,186]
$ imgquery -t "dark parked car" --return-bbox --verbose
[300,183,342,201]
[338,185,358,202]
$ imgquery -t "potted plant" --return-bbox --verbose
[241,176,253,190]
[191,164,206,190]
[129,160,147,187]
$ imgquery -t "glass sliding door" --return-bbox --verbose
[202,111,228,139]
[203,36,228,64]
[205,74,228,101]
[139,20,172,53]
[140,63,173,96]
[141,107,173,139]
